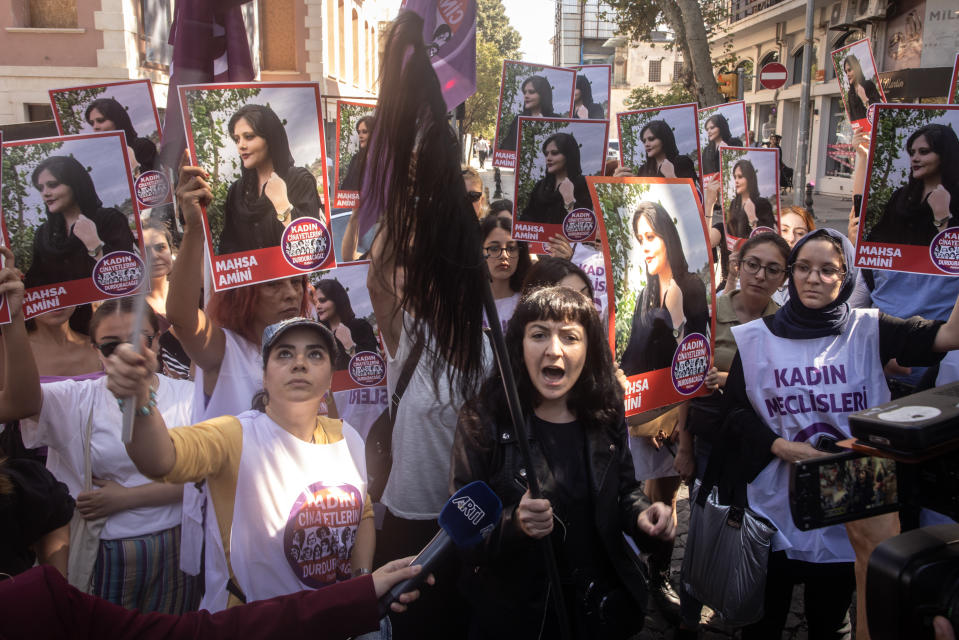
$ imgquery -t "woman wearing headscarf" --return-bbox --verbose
[217,104,321,255]
[841,55,882,122]
[572,75,604,120]
[725,159,776,238]
[634,119,699,185]
[519,132,592,225]
[498,75,561,151]
[719,227,959,638]
[315,278,379,370]
[701,113,743,177]
[340,115,374,192]
[26,156,136,289]
[85,97,158,174]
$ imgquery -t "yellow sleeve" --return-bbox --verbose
[362,493,374,521]
[162,416,244,485]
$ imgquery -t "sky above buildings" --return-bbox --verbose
[502,0,555,64]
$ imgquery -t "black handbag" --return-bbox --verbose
[364,339,424,502]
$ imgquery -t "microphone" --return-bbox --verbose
[377,481,502,616]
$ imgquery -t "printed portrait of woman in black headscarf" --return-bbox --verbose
[725,159,776,238]
[339,115,374,192]
[499,75,561,151]
[217,104,322,255]
[701,113,743,176]
[635,119,699,186]
[573,75,604,120]
[26,155,135,288]
[85,97,158,175]
[519,132,592,225]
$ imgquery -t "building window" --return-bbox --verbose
[672,59,685,83]
[825,97,854,178]
[649,59,662,83]
[29,0,78,28]
[259,0,296,71]
[26,104,54,122]
[137,0,174,69]
[790,45,817,86]
[760,50,779,69]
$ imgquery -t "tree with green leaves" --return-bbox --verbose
[1,141,65,272]
[183,87,261,252]
[51,87,107,134]
[624,83,695,111]
[601,0,727,107]
[463,0,521,139]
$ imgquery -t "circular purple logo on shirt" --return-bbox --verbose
[92,251,145,296]
[563,208,596,242]
[284,482,363,588]
[931,228,959,274]
[281,218,332,271]
[348,351,386,386]
[133,170,171,207]
[671,333,710,395]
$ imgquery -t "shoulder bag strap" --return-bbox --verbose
[389,339,426,422]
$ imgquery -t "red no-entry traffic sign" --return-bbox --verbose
[760,62,788,90]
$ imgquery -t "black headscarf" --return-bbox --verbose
[770,228,858,339]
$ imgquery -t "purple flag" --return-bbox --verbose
[159,1,255,169]
[402,0,477,111]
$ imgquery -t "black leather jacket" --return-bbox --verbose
[449,401,654,639]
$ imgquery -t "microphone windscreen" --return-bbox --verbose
[438,481,503,549]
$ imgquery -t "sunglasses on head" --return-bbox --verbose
[467,191,483,203]
[96,334,155,358]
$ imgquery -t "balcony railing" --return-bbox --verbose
[729,0,787,23]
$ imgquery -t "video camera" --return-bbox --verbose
[788,381,959,640]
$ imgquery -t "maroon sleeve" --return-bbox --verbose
[0,566,380,640]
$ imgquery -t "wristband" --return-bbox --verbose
[276,204,294,222]
[117,388,157,416]
[87,242,104,258]
[352,567,372,577]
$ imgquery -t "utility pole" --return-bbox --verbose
[793,0,815,207]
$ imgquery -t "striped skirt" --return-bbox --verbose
[92,525,201,613]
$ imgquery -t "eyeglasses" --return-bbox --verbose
[96,334,156,358]
[790,262,846,283]
[467,191,483,203]
[740,257,786,278]
[484,245,520,259]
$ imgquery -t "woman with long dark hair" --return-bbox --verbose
[481,215,531,332]
[519,132,592,225]
[620,201,709,376]
[635,119,699,184]
[866,123,959,246]
[217,104,321,255]
[842,55,882,122]
[85,97,158,174]
[25,156,135,289]
[358,11,492,639]
[701,113,743,176]
[451,286,675,639]
[573,75,604,120]
[725,159,776,238]
[340,115,374,191]
[498,75,561,151]
[315,278,378,370]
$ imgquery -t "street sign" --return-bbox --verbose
[760,62,788,90]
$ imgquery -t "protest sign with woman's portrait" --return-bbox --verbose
[492,61,576,167]
[588,177,715,417]
[832,39,885,133]
[857,105,959,275]
[512,117,608,249]
[180,82,335,291]
[618,103,701,187]
[333,101,375,208]
[570,64,611,120]
[0,132,144,319]
[697,101,748,184]
[719,147,781,248]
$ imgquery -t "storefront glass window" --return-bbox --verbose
[824,97,854,178]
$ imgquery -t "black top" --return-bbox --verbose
[339,147,367,192]
[218,166,321,255]
[846,80,882,121]
[0,457,75,576]
[620,274,709,376]
[866,183,959,246]
[498,111,561,151]
[723,312,945,482]
[726,196,776,238]
[331,317,379,370]
[25,207,135,289]
[636,155,699,187]
[131,137,159,173]
[701,137,744,175]
[573,104,605,120]
[519,174,591,225]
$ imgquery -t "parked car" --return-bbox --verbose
[607,139,620,161]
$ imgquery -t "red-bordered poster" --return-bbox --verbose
[0,132,145,319]
[856,104,959,275]
[587,176,716,416]
[493,61,577,168]
[332,100,376,209]
[718,146,781,250]
[512,117,608,251]
[311,260,388,440]
[831,39,885,134]
[949,53,959,105]
[0,133,9,325]
[617,103,701,188]
[179,82,335,291]
[697,100,748,192]
[49,79,172,210]
[568,64,611,120]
